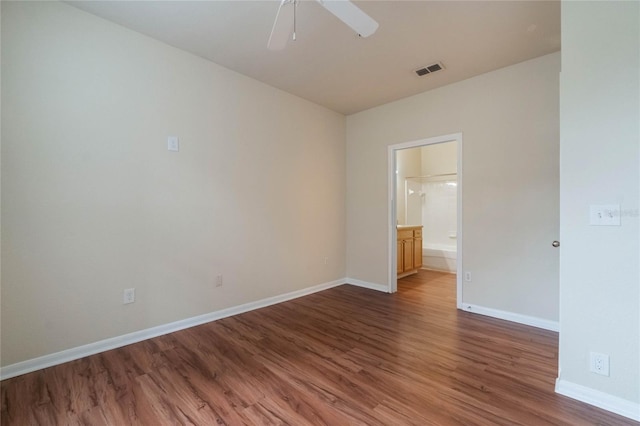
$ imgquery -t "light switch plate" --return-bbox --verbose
[589,204,620,226]
[168,136,179,152]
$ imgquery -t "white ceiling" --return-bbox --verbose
[67,1,560,115]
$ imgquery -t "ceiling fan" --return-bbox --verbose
[267,0,379,50]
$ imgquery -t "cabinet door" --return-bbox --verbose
[413,237,422,269]
[397,240,403,273]
[402,239,414,271]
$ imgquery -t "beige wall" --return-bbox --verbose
[421,142,457,176]
[346,52,560,322]
[1,1,346,366]
[558,0,639,407]
[395,148,421,225]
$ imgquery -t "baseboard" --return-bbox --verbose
[555,379,640,421]
[422,257,456,274]
[346,277,389,293]
[420,266,455,274]
[0,278,347,381]
[461,303,559,332]
[397,270,418,279]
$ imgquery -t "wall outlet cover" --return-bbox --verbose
[167,136,180,152]
[123,288,135,304]
[589,352,610,376]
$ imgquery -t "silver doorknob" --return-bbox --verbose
[552,241,560,247]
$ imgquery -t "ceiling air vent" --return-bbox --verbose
[415,62,444,77]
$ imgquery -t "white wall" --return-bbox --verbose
[347,52,560,322]
[421,180,457,250]
[557,0,639,415]
[1,1,346,366]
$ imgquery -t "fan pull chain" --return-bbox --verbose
[293,0,297,41]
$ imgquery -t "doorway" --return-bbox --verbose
[387,133,462,309]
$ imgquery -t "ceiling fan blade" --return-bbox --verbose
[316,0,378,38]
[268,0,295,50]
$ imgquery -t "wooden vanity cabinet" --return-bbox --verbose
[397,226,423,277]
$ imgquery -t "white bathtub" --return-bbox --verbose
[422,244,457,273]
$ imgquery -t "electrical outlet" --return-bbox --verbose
[123,288,135,304]
[464,271,472,282]
[167,136,179,152]
[590,352,610,376]
[215,274,223,287]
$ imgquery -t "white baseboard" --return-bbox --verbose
[555,379,640,421]
[422,258,456,274]
[461,303,559,332]
[0,278,347,381]
[346,277,389,293]
[420,266,455,274]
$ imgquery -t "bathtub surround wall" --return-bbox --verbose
[421,178,457,250]
[421,179,457,273]
[2,2,346,368]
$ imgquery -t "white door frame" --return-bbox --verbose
[387,132,463,309]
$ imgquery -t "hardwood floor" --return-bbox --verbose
[2,270,637,425]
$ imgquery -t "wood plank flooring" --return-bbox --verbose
[2,270,637,425]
